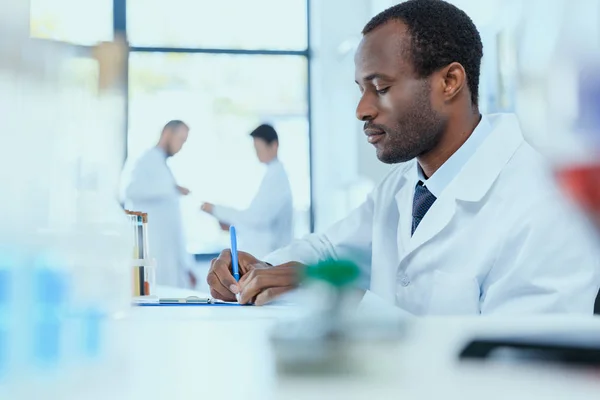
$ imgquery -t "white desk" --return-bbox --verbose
[104,287,600,400]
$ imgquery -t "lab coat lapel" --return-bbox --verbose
[400,113,524,259]
[396,166,418,254]
[450,114,524,202]
[407,194,457,252]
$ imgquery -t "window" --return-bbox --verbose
[127,0,307,50]
[128,53,310,254]
[29,0,311,255]
[30,0,113,45]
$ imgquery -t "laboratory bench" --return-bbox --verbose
[106,286,600,400]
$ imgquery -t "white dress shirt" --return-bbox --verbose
[418,115,492,196]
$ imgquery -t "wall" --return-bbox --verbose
[309,0,379,232]
[4,0,30,35]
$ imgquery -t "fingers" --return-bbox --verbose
[210,286,235,302]
[238,266,298,305]
[207,270,236,301]
[215,250,240,292]
[237,251,261,275]
[237,261,267,286]
[205,249,271,303]
[206,250,240,300]
[255,286,294,306]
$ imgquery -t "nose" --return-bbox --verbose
[355,93,378,121]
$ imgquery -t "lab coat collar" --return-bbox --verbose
[267,157,280,167]
[449,113,524,202]
[400,113,525,255]
[154,146,169,160]
[417,115,492,198]
[404,113,523,200]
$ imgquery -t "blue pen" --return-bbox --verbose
[230,226,239,282]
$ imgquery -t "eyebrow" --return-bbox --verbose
[355,73,394,84]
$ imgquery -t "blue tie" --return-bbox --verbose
[412,181,437,235]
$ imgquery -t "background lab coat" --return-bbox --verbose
[212,159,293,259]
[265,114,600,315]
[124,147,191,287]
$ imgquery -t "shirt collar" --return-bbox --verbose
[417,115,492,197]
[154,146,169,159]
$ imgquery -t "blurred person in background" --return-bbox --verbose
[206,0,600,312]
[123,120,197,288]
[201,124,293,258]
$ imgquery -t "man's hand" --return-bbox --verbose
[206,249,304,305]
[177,185,190,196]
[238,262,304,306]
[206,250,262,302]
[200,202,214,214]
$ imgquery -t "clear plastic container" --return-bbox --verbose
[0,5,132,398]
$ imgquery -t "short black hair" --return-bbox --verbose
[250,124,278,145]
[162,120,188,133]
[362,0,483,106]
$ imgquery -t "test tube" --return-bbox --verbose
[125,211,138,259]
[125,210,140,296]
[125,210,153,296]
[141,213,150,259]
[136,214,144,259]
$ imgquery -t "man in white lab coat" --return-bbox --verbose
[123,120,196,288]
[200,124,293,258]
[206,1,600,313]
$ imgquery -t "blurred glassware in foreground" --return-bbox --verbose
[271,260,407,382]
[554,62,600,228]
[0,1,132,398]
[512,0,600,314]
[512,0,600,221]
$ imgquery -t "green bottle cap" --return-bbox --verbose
[304,260,360,288]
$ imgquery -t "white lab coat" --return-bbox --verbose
[265,114,600,315]
[212,159,293,259]
[122,147,191,287]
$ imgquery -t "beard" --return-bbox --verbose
[369,82,448,164]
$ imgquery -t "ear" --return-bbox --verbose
[441,62,467,101]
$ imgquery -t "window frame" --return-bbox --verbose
[113,0,314,255]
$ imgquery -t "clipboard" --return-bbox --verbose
[134,295,246,307]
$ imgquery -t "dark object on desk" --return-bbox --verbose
[594,289,600,314]
[460,338,600,368]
